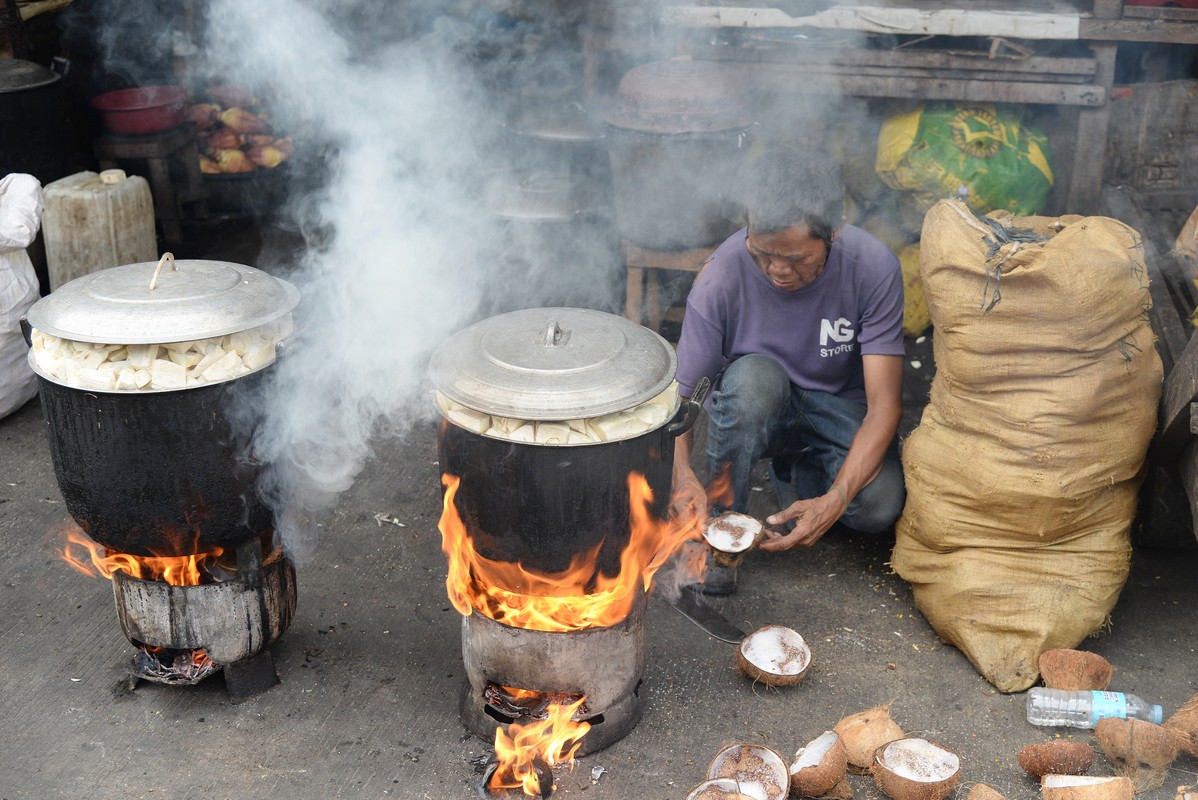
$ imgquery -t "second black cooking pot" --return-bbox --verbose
[24,255,300,557]
[430,307,701,577]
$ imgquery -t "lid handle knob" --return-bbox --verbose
[544,321,563,347]
[148,252,177,291]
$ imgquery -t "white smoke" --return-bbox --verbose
[198,0,592,564]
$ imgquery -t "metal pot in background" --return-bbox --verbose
[482,169,621,314]
[0,59,68,183]
[23,257,300,556]
[430,307,700,575]
[604,60,756,250]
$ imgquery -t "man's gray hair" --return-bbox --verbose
[742,148,844,244]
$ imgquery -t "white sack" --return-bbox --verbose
[0,174,45,419]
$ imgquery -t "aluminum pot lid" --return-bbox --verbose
[603,60,755,134]
[26,255,300,344]
[0,59,60,93]
[429,307,676,420]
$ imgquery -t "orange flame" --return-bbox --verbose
[57,526,224,587]
[707,462,734,510]
[438,472,699,632]
[487,696,590,797]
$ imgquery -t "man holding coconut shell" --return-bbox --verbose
[670,148,906,595]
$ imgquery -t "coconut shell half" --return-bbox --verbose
[1041,774,1134,800]
[790,731,847,798]
[1038,649,1114,691]
[738,626,812,687]
[834,700,905,774]
[1176,784,1196,800]
[1018,740,1095,778]
[1095,717,1181,793]
[1165,693,1198,759]
[687,777,755,800]
[704,512,765,568]
[708,743,791,800]
[871,738,962,800]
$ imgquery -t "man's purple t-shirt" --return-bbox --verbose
[675,225,904,405]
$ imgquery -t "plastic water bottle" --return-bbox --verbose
[1026,687,1163,728]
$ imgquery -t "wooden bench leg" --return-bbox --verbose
[626,265,646,326]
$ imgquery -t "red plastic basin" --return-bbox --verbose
[91,85,192,135]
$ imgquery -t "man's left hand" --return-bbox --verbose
[759,491,843,551]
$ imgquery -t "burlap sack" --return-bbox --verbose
[893,198,1162,692]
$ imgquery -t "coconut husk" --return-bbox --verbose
[1041,775,1135,800]
[1095,717,1181,793]
[821,778,854,800]
[790,732,847,798]
[1038,650,1114,691]
[834,700,905,774]
[967,784,1008,800]
[1164,693,1198,759]
[1018,741,1095,778]
[870,738,961,800]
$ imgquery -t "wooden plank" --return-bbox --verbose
[1123,5,1198,21]
[662,5,1083,39]
[720,63,1108,105]
[1079,18,1198,43]
[1066,43,1117,215]
[698,44,1098,80]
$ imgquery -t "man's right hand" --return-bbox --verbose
[670,463,708,526]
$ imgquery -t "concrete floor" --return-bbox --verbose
[1,218,1197,800]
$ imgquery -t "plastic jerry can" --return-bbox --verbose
[42,169,157,291]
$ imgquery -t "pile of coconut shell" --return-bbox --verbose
[684,647,1198,800]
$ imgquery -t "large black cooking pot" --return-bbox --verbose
[430,307,700,577]
[23,256,299,557]
[439,398,697,577]
[0,59,67,183]
[36,369,273,557]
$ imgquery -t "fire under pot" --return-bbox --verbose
[430,307,702,758]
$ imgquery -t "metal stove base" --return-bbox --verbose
[459,678,644,757]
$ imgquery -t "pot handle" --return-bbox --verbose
[665,377,710,438]
[148,252,177,290]
[19,315,31,347]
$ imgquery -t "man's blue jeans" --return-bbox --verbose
[704,354,905,533]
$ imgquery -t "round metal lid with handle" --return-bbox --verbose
[430,307,677,420]
[26,253,300,344]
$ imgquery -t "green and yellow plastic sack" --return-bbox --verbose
[877,102,1054,216]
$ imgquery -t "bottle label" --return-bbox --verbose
[1090,690,1127,721]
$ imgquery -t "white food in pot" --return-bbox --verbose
[435,382,678,445]
[30,317,291,391]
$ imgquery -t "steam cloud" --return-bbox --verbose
[193,0,619,564]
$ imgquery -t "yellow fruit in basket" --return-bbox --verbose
[186,103,221,131]
[201,127,242,150]
[247,145,287,169]
[220,107,271,134]
[213,148,255,174]
[198,155,220,174]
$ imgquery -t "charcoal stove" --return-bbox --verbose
[113,534,297,702]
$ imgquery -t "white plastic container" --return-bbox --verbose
[42,169,157,291]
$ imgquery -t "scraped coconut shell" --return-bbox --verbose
[1164,693,1198,759]
[1018,740,1095,778]
[687,777,755,800]
[1038,649,1114,691]
[790,731,848,798]
[834,700,905,774]
[1176,784,1196,800]
[968,784,1008,800]
[871,738,961,800]
[704,512,766,568]
[1095,717,1181,793]
[738,626,812,687]
[1041,774,1134,800]
[708,743,791,800]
